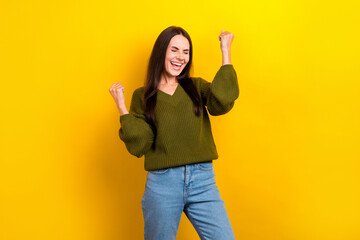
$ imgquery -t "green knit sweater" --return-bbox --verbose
[119,64,239,171]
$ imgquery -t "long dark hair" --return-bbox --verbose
[143,26,202,128]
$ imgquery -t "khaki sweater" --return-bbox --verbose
[119,64,239,171]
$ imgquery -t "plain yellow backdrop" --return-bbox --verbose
[1,0,359,239]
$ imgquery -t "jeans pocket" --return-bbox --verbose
[196,162,214,171]
[148,168,170,174]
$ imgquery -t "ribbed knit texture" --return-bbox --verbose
[119,64,239,171]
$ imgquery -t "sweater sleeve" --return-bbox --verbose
[198,64,239,116]
[119,88,154,158]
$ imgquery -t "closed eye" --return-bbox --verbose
[171,46,190,53]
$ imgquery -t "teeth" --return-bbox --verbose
[171,62,182,66]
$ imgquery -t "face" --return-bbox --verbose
[163,34,190,78]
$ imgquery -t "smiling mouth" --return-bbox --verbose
[170,61,184,71]
[171,61,183,67]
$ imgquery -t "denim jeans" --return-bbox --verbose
[141,162,235,240]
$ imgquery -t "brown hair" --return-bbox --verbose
[143,26,202,128]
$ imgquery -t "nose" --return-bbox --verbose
[176,52,185,61]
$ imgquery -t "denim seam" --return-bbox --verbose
[196,163,214,171]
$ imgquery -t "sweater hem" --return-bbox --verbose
[144,155,219,171]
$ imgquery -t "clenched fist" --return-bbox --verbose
[109,81,129,115]
[218,30,234,52]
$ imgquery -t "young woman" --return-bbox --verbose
[109,26,238,240]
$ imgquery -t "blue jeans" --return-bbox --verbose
[141,162,235,240]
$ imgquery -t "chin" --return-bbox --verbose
[167,69,184,78]
[173,71,182,77]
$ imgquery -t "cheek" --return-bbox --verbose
[164,52,171,61]
[185,55,190,63]
[167,51,176,59]
[165,54,172,66]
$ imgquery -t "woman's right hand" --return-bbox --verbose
[109,81,129,115]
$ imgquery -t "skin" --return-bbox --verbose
[109,30,234,116]
[158,34,190,96]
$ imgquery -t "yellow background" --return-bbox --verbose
[1,0,359,239]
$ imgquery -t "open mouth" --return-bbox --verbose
[171,61,183,70]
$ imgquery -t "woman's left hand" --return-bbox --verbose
[219,30,234,52]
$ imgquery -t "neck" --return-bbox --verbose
[160,72,178,85]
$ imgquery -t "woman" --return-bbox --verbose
[109,26,238,240]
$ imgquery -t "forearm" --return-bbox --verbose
[222,49,231,65]
[219,30,234,65]
[117,103,129,115]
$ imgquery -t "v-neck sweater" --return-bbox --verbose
[119,64,239,171]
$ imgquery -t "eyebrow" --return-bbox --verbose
[171,46,189,51]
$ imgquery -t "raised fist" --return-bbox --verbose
[109,81,125,106]
[219,30,234,52]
